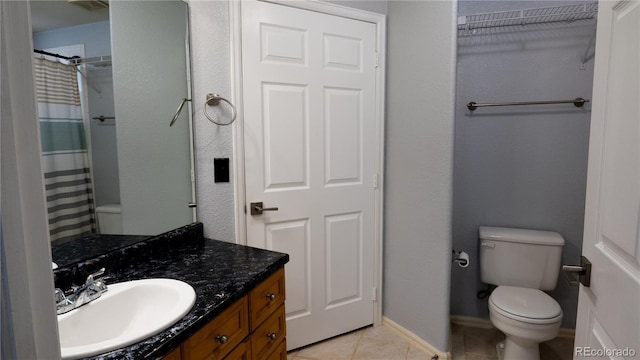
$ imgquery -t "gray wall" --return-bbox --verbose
[33,21,121,207]
[451,1,594,328]
[384,0,457,352]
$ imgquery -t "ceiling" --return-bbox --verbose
[31,0,109,33]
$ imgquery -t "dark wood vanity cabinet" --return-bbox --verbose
[165,268,286,360]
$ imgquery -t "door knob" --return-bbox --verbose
[250,202,279,215]
[562,256,591,287]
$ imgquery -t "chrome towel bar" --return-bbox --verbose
[467,97,589,111]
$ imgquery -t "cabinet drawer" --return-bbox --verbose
[250,305,286,360]
[249,268,285,330]
[163,346,181,360]
[182,296,249,360]
[264,339,287,360]
[224,339,251,360]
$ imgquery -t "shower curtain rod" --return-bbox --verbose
[33,49,78,61]
[34,49,104,94]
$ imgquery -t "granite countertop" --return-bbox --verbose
[54,223,289,360]
[51,234,152,268]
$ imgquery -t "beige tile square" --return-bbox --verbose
[406,344,432,360]
[452,353,466,360]
[464,353,498,360]
[451,323,465,357]
[361,325,403,342]
[463,326,505,357]
[287,351,298,360]
[353,336,409,360]
[451,323,464,338]
[296,331,362,360]
[540,336,575,360]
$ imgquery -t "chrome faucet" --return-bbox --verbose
[55,268,108,315]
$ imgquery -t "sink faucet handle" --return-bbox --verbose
[85,268,106,284]
[54,288,66,303]
[91,279,108,293]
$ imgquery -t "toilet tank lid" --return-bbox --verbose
[95,204,121,214]
[479,226,564,246]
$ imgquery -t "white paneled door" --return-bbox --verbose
[574,0,640,357]
[241,1,378,350]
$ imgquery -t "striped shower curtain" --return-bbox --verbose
[34,57,95,243]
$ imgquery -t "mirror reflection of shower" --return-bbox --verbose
[32,1,120,243]
[32,1,195,245]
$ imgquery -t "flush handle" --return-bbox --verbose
[562,256,591,287]
[250,202,279,215]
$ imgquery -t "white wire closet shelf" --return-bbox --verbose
[458,2,598,36]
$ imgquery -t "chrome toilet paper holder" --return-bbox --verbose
[452,250,469,267]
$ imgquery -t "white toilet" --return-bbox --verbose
[95,204,123,235]
[479,226,564,360]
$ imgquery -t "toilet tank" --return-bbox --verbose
[95,204,122,235]
[479,226,564,290]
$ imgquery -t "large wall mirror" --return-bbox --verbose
[31,0,196,267]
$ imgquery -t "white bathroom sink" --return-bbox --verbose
[58,278,196,360]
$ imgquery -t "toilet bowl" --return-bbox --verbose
[479,226,565,360]
[488,286,562,360]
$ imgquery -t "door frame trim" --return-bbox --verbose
[230,0,386,326]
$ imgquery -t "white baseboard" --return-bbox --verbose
[382,316,451,360]
[449,315,576,338]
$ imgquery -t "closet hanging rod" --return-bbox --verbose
[467,98,589,111]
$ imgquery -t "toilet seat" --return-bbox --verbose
[489,286,562,325]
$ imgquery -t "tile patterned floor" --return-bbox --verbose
[287,325,433,360]
[450,323,575,360]
[286,323,575,360]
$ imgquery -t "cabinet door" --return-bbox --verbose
[251,305,286,360]
[249,268,285,330]
[264,339,287,360]
[225,339,251,360]
[183,296,249,360]
[163,346,181,360]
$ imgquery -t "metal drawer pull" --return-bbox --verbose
[266,332,278,341]
[215,335,229,344]
[266,293,277,301]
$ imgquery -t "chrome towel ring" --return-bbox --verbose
[204,93,237,126]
